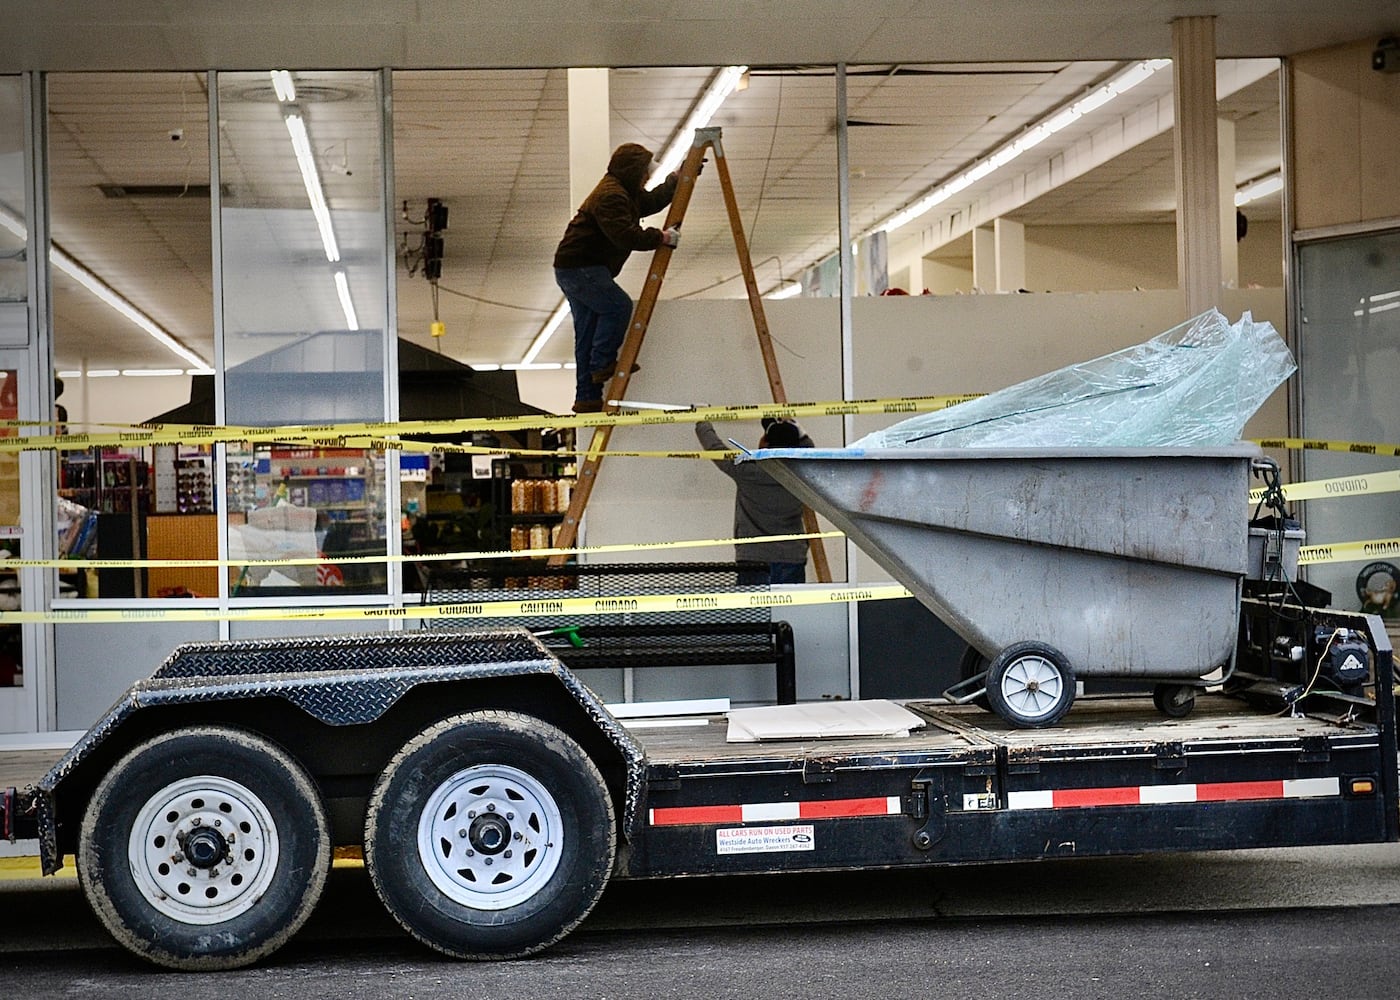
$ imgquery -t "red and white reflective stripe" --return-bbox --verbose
[650,795,901,827]
[1006,776,1340,811]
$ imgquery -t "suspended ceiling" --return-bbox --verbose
[2,3,1395,374]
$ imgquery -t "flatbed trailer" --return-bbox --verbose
[0,597,1395,970]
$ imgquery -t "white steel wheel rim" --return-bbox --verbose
[127,774,280,925]
[416,763,564,911]
[1000,654,1066,720]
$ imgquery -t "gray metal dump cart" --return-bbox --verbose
[743,443,1262,728]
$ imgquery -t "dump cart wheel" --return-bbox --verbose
[77,726,331,970]
[364,710,615,960]
[958,646,992,712]
[1153,683,1197,719]
[985,642,1076,728]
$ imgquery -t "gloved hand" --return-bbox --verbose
[661,226,681,248]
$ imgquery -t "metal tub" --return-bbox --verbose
[745,444,1260,683]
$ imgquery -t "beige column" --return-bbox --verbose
[971,226,995,292]
[567,69,611,209]
[994,218,1026,293]
[1218,117,1239,289]
[1172,16,1222,316]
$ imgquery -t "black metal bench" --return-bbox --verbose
[420,561,797,704]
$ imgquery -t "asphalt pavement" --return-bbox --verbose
[3,843,1400,998]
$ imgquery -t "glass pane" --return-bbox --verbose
[47,73,218,600]
[1296,228,1400,617]
[218,70,390,596]
[227,440,387,595]
[217,70,388,425]
[0,368,19,687]
[0,77,27,687]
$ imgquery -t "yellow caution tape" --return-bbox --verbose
[1298,537,1400,566]
[0,394,981,452]
[1249,470,1400,504]
[0,583,914,625]
[1253,437,1400,458]
[0,538,1391,622]
[0,531,846,571]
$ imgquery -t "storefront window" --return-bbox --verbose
[217,70,391,595]
[227,441,387,594]
[1297,228,1400,616]
[0,369,20,686]
[0,76,27,687]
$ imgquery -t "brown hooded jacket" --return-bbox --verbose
[553,143,679,276]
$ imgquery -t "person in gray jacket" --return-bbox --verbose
[695,417,813,583]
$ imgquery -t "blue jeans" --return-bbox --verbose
[768,561,807,584]
[554,265,634,402]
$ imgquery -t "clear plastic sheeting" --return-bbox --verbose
[856,310,1295,449]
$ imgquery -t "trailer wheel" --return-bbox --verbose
[986,642,1075,728]
[364,710,615,960]
[77,726,331,970]
[1153,683,1197,719]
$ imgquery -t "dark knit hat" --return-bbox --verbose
[764,420,802,448]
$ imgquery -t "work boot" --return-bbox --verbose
[571,399,604,413]
[591,362,640,384]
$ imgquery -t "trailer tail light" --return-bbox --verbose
[1346,777,1376,797]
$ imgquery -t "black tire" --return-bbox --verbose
[985,641,1076,728]
[364,710,615,960]
[1153,682,1197,719]
[958,645,992,712]
[77,726,331,970]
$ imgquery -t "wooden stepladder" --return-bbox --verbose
[551,127,831,582]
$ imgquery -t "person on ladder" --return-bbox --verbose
[553,142,688,413]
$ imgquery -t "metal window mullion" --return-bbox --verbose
[208,71,232,636]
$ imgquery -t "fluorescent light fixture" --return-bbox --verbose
[333,269,359,330]
[82,370,121,378]
[187,368,216,376]
[610,399,691,410]
[0,205,210,370]
[502,362,564,371]
[1353,288,1400,318]
[270,70,296,103]
[121,368,185,377]
[875,59,1170,236]
[272,71,355,343]
[767,282,802,300]
[651,66,748,182]
[283,112,340,263]
[1234,172,1283,206]
[470,362,502,371]
[520,301,571,365]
